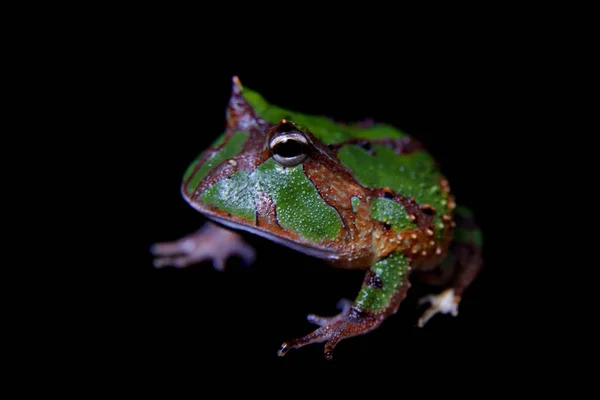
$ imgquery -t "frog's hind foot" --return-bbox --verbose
[417,288,460,327]
[278,306,382,360]
[416,205,483,327]
[150,222,255,271]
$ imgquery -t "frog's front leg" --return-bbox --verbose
[150,222,256,271]
[278,252,410,360]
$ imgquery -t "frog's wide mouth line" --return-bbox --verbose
[209,215,342,260]
[182,194,342,261]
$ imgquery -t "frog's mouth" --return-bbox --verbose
[206,215,343,261]
[182,193,342,261]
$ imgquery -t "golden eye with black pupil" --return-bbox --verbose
[269,132,309,167]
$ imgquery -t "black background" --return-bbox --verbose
[112,41,535,378]
[6,7,572,392]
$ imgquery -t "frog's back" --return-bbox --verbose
[243,87,409,145]
[244,88,454,241]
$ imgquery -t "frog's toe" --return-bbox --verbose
[417,288,460,327]
[277,326,341,360]
[306,299,353,327]
[152,253,210,269]
[278,307,382,360]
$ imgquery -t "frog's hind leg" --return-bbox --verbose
[416,206,483,327]
[150,222,256,271]
[278,252,411,360]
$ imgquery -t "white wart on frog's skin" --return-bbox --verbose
[151,76,484,360]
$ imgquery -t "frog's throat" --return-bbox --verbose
[203,214,342,262]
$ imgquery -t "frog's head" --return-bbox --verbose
[181,76,374,262]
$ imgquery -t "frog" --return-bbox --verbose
[150,76,484,360]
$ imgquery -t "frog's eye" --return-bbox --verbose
[269,132,309,167]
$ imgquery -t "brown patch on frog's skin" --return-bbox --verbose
[300,164,435,270]
[227,76,269,134]
[300,156,379,268]
[255,191,283,231]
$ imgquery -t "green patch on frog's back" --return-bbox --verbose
[337,144,448,239]
[199,158,343,243]
[369,197,415,231]
[184,131,249,195]
[242,87,406,144]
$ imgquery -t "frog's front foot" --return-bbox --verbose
[150,222,256,271]
[278,305,382,360]
[417,288,460,327]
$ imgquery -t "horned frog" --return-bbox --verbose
[151,76,483,360]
